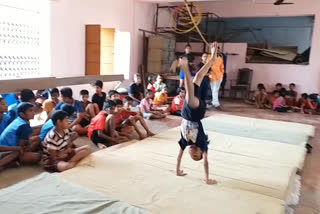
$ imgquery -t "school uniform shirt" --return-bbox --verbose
[40,119,54,141]
[87,111,107,140]
[7,101,20,124]
[43,128,71,155]
[171,95,184,113]
[209,56,224,82]
[153,93,168,105]
[55,100,83,124]
[0,114,10,135]
[92,92,106,111]
[140,98,153,113]
[0,116,32,146]
[129,83,144,101]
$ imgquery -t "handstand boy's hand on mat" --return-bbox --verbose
[176,43,218,185]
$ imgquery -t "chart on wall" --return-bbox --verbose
[0,0,50,80]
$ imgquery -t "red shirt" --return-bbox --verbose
[171,95,184,113]
[304,100,318,109]
[147,83,156,94]
[88,111,106,139]
[115,110,137,126]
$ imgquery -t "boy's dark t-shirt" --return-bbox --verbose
[92,92,106,111]
[179,84,208,152]
[129,83,144,101]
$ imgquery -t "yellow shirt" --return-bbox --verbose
[209,56,224,82]
[153,93,168,105]
[42,99,57,113]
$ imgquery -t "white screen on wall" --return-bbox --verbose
[0,0,50,80]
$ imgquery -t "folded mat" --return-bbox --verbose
[154,127,306,169]
[59,129,300,213]
[201,114,315,146]
[0,172,147,214]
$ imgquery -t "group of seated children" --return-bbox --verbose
[0,100,91,173]
[135,73,186,118]
[249,82,319,114]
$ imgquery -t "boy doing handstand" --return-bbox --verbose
[176,43,218,185]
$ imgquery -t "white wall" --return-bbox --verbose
[159,0,320,94]
[50,0,155,80]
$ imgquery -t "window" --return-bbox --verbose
[0,0,50,80]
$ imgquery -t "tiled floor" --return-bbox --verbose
[0,100,319,213]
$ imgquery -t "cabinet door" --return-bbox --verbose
[100,28,115,75]
[86,25,101,75]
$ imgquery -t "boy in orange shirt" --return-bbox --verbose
[209,46,224,110]
[153,87,170,113]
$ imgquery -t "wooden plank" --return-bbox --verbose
[56,75,124,86]
[0,75,124,93]
[0,77,56,93]
[86,25,101,75]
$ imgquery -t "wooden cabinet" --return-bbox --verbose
[85,25,114,75]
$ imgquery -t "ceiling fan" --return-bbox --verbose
[256,0,294,5]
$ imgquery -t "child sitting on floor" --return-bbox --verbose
[0,102,41,165]
[171,87,185,116]
[108,90,121,101]
[246,83,269,108]
[91,80,106,111]
[55,87,88,136]
[114,99,154,140]
[40,104,76,142]
[7,89,36,124]
[273,88,292,112]
[42,88,60,115]
[123,96,140,113]
[275,83,283,93]
[154,74,167,93]
[301,94,318,115]
[42,110,91,172]
[140,90,166,120]
[0,98,10,135]
[80,89,99,119]
[286,83,298,106]
[153,86,170,113]
[147,76,156,95]
[88,100,128,149]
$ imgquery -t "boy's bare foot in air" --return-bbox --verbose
[97,143,107,150]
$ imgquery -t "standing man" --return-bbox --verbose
[129,74,144,107]
[179,44,196,87]
[209,45,224,110]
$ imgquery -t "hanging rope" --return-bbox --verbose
[170,1,209,46]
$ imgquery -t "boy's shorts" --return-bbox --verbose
[42,149,76,172]
[79,118,90,127]
[91,130,112,147]
[142,112,152,119]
